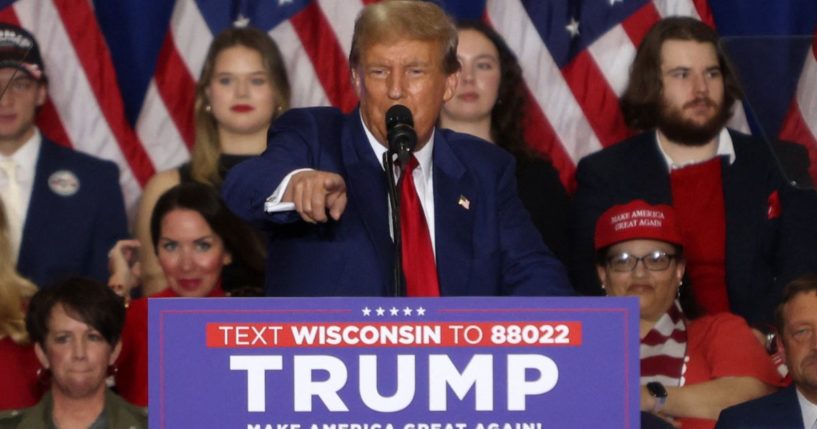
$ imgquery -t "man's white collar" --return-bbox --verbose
[655,128,735,171]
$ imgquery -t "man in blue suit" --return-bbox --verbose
[0,23,127,287]
[223,1,571,297]
[716,274,817,428]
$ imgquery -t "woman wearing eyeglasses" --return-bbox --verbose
[594,200,785,429]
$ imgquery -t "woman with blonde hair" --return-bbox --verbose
[129,26,290,296]
[0,199,42,409]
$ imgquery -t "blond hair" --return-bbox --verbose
[192,27,291,187]
[0,199,37,344]
[349,0,460,75]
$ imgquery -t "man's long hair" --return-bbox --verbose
[620,17,743,131]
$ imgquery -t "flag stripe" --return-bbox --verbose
[779,103,817,185]
[289,2,358,112]
[0,0,813,231]
[136,80,191,172]
[488,0,602,165]
[522,89,578,191]
[316,0,363,59]
[0,8,74,148]
[270,20,331,108]
[779,37,817,185]
[587,24,637,97]
[621,3,661,47]
[36,100,72,148]
[561,50,633,148]
[12,0,145,213]
[51,0,154,186]
[152,33,197,151]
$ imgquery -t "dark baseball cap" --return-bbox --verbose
[0,23,45,81]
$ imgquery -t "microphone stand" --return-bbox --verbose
[383,151,405,297]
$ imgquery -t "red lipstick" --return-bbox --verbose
[230,104,255,113]
[176,278,202,292]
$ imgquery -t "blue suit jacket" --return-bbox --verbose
[16,137,128,287]
[223,107,572,297]
[715,385,804,428]
[570,129,817,325]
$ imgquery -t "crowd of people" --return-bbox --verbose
[0,1,816,428]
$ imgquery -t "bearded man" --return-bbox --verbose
[569,17,817,327]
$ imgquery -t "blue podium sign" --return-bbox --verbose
[148,297,638,428]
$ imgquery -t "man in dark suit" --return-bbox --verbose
[716,274,817,428]
[570,17,817,326]
[223,1,571,297]
[0,23,127,287]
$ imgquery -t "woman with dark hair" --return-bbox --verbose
[0,278,146,427]
[132,26,290,296]
[110,182,264,407]
[439,20,569,262]
[594,200,784,429]
[0,199,42,410]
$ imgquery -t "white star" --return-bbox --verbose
[403,307,413,316]
[279,0,293,5]
[389,307,399,316]
[609,0,623,5]
[362,307,371,316]
[376,307,385,316]
[416,307,426,316]
[233,14,249,28]
[565,18,580,38]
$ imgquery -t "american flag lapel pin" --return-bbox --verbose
[458,195,470,210]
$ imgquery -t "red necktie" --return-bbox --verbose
[399,156,440,296]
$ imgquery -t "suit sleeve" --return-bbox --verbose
[87,161,128,282]
[496,156,574,296]
[569,156,612,296]
[713,408,740,429]
[222,110,321,226]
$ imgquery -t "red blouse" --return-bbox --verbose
[0,336,44,410]
[115,285,225,407]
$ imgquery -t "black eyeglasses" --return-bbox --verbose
[606,251,677,272]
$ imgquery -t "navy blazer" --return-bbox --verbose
[715,385,804,428]
[223,107,572,297]
[570,129,817,325]
[17,138,128,287]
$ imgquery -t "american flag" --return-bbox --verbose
[0,0,814,221]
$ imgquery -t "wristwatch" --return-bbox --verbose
[646,382,668,413]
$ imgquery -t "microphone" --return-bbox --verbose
[386,104,417,168]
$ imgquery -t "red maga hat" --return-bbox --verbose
[594,200,684,250]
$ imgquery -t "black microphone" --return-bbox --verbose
[386,104,417,168]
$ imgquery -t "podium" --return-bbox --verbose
[148,297,639,428]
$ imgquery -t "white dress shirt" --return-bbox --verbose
[0,129,41,256]
[796,388,817,429]
[264,116,437,254]
[655,127,736,171]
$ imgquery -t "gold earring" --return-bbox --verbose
[205,104,212,113]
